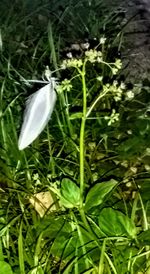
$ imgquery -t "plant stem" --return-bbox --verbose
[78,62,100,245]
[86,89,108,118]
[79,61,87,208]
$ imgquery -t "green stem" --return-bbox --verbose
[79,61,99,241]
[79,61,87,208]
[78,61,117,274]
[86,89,108,118]
[98,239,106,274]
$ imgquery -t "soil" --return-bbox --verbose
[105,0,150,83]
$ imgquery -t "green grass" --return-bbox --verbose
[0,0,150,273]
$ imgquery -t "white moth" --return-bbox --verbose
[18,79,57,150]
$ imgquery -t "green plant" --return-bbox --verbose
[14,45,150,273]
[0,1,150,273]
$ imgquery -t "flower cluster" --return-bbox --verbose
[103,81,125,101]
[114,59,122,70]
[61,49,104,69]
[105,109,120,126]
[85,49,102,63]
[111,59,122,75]
[112,81,125,101]
[61,58,83,69]
[56,79,72,93]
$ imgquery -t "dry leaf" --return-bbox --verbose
[29,191,57,217]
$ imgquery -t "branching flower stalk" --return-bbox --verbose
[61,57,97,234]
[77,60,101,241]
[60,49,122,237]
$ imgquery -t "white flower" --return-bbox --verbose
[120,82,126,89]
[100,37,106,45]
[145,165,150,171]
[97,76,103,82]
[126,90,134,100]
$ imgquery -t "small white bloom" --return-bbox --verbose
[97,76,103,82]
[66,52,73,59]
[126,182,132,188]
[100,37,106,44]
[80,42,90,50]
[145,165,150,171]
[126,90,134,100]
[113,80,118,86]
[120,82,126,89]
[127,130,132,135]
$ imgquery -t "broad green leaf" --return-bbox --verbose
[98,208,136,238]
[0,261,13,274]
[35,216,71,238]
[60,178,80,208]
[138,229,150,246]
[51,226,98,262]
[85,179,117,211]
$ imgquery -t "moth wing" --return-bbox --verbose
[18,83,56,150]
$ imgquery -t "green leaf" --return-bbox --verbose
[51,226,98,263]
[18,222,25,274]
[35,216,72,242]
[138,229,150,246]
[60,178,80,208]
[0,261,13,274]
[85,179,117,211]
[98,208,136,238]
[70,112,82,119]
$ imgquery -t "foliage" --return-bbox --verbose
[0,0,150,274]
